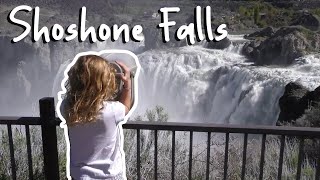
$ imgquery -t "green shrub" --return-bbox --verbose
[311,8,320,17]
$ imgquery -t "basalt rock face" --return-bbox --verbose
[206,38,231,50]
[291,12,320,31]
[242,26,320,65]
[278,82,320,125]
[278,82,310,124]
[244,27,275,40]
[278,82,320,160]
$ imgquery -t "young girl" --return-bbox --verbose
[61,55,131,180]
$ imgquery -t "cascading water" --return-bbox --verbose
[53,35,320,126]
[137,46,283,125]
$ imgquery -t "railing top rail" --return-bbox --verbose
[1,117,320,137]
[0,117,41,125]
[122,121,320,137]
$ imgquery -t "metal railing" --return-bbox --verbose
[1,97,320,180]
[0,98,59,180]
[125,121,320,180]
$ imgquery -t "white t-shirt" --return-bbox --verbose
[66,101,126,180]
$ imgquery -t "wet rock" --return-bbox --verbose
[278,82,310,123]
[278,82,320,125]
[242,26,320,65]
[244,26,275,40]
[206,38,231,50]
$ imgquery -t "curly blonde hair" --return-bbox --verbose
[64,55,118,126]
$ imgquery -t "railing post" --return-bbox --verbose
[316,156,320,180]
[40,97,60,180]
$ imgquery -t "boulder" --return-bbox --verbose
[242,26,320,65]
[278,82,310,124]
[244,26,275,40]
[206,38,231,50]
[291,12,320,31]
[242,40,261,59]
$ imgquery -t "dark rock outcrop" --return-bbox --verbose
[206,38,231,50]
[291,12,320,31]
[278,82,320,160]
[242,26,320,65]
[304,86,320,105]
[278,82,310,123]
[278,82,320,125]
[244,27,275,40]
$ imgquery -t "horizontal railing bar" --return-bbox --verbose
[0,117,41,125]
[1,117,320,137]
[122,121,320,137]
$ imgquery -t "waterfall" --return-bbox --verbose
[136,45,320,125]
[136,46,281,125]
[51,36,320,125]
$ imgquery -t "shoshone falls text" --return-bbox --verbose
[8,5,228,44]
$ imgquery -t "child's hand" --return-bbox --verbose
[116,61,131,90]
[116,61,132,113]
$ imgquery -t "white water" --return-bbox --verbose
[53,36,320,125]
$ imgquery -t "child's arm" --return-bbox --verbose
[116,61,132,115]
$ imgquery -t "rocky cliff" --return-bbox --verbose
[278,82,320,127]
